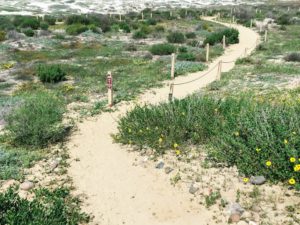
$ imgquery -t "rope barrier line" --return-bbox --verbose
[173,63,219,86]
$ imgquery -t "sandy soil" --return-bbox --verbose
[68,18,260,225]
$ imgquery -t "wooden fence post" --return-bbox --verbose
[264,30,268,42]
[206,43,210,62]
[107,71,113,107]
[250,19,253,28]
[168,83,174,101]
[142,11,144,20]
[223,35,226,49]
[119,14,122,22]
[170,11,172,17]
[244,48,248,57]
[171,53,176,79]
[217,61,222,80]
[150,11,153,18]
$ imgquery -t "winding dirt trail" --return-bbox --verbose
[68,18,260,225]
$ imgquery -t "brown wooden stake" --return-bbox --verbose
[217,61,222,80]
[107,71,113,107]
[250,19,253,28]
[150,11,153,18]
[171,53,176,80]
[206,43,210,62]
[223,35,226,49]
[119,14,122,22]
[168,83,174,101]
[141,11,144,20]
[264,30,268,42]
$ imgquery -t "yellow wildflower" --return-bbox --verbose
[292,132,296,135]
[146,127,150,131]
[243,178,249,183]
[155,127,159,130]
[256,148,261,153]
[128,128,132,133]
[214,108,218,112]
[266,161,272,167]
[175,150,181,155]
[181,112,185,116]
[289,178,296,185]
[284,139,288,145]
[158,138,163,143]
[294,164,300,172]
[139,129,143,133]
[173,143,179,148]
[234,132,240,137]
[290,157,296,163]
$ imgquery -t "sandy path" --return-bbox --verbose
[68,18,259,225]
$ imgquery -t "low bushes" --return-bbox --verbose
[23,28,34,37]
[285,52,300,62]
[168,61,207,76]
[37,64,66,83]
[185,32,196,39]
[177,52,196,61]
[149,43,176,55]
[167,31,185,43]
[0,30,6,41]
[116,93,300,185]
[277,14,291,25]
[133,30,147,39]
[66,24,89,35]
[0,187,89,225]
[20,17,40,29]
[4,91,67,148]
[204,28,239,46]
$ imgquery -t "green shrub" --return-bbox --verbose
[179,46,188,53]
[177,52,196,61]
[277,14,291,25]
[40,22,49,30]
[119,22,131,33]
[146,18,157,26]
[23,28,35,37]
[140,25,152,34]
[133,30,147,39]
[37,64,66,83]
[0,187,89,225]
[66,15,91,25]
[149,43,176,55]
[185,32,196,39]
[5,91,67,148]
[66,24,89,35]
[116,93,300,184]
[167,31,185,43]
[155,25,165,33]
[0,30,6,42]
[285,52,300,62]
[21,17,40,29]
[204,28,239,46]
[44,15,56,25]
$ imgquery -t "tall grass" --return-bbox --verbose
[116,93,300,183]
[4,91,67,148]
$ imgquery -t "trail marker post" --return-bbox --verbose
[223,35,226,49]
[150,11,153,18]
[107,72,113,107]
[141,11,144,20]
[170,11,172,17]
[119,14,122,22]
[171,53,176,80]
[250,19,253,28]
[206,43,210,62]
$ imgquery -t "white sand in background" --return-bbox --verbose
[68,18,260,225]
[0,0,264,15]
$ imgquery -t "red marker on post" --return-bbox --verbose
[107,71,113,107]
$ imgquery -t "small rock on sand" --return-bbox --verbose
[228,213,241,223]
[237,221,248,225]
[164,167,173,174]
[189,183,199,194]
[155,161,164,169]
[20,181,34,191]
[250,176,266,185]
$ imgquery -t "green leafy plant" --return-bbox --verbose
[204,28,239,46]
[0,30,6,42]
[185,32,196,39]
[37,64,66,83]
[167,31,185,43]
[66,24,89,35]
[0,187,89,225]
[4,91,67,148]
[285,52,300,62]
[23,28,34,37]
[177,52,196,61]
[149,43,176,55]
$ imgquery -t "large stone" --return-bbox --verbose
[250,176,266,185]
[20,181,34,191]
